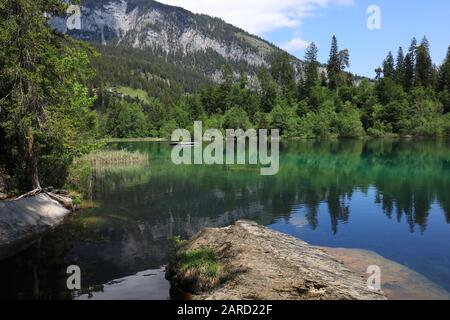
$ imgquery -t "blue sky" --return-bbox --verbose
[160,0,450,78]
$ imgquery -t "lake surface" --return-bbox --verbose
[1,139,450,299]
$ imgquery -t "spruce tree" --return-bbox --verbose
[415,36,433,87]
[395,47,405,83]
[327,35,341,90]
[438,45,450,91]
[304,42,319,94]
[383,51,395,79]
[403,38,417,90]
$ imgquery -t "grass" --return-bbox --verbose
[116,86,151,104]
[65,149,149,199]
[103,137,168,143]
[167,237,221,293]
[178,249,219,278]
[81,150,149,167]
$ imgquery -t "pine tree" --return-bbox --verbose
[439,45,450,113]
[415,36,433,87]
[395,47,405,83]
[403,38,417,90]
[438,45,450,91]
[327,36,341,90]
[304,42,319,94]
[383,51,395,78]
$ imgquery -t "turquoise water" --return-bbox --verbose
[1,139,450,299]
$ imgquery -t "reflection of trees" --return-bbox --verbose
[0,225,81,299]
[279,139,450,233]
[98,139,450,235]
[3,139,450,299]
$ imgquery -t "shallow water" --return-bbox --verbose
[1,139,450,299]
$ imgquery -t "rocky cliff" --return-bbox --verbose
[51,0,301,80]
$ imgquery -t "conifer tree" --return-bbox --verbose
[304,42,319,94]
[395,47,405,83]
[383,51,395,78]
[0,0,98,190]
[327,36,341,90]
[271,52,296,101]
[438,46,450,91]
[415,36,433,87]
[403,38,417,90]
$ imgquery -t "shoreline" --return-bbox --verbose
[102,135,449,144]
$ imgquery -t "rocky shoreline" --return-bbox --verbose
[166,220,387,300]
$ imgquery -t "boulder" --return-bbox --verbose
[167,220,387,300]
[0,193,71,261]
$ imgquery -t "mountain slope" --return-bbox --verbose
[51,0,301,82]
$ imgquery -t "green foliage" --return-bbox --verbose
[65,149,149,196]
[383,51,395,79]
[102,100,149,138]
[304,43,319,93]
[415,37,433,88]
[223,107,252,130]
[159,120,180,139]
[270,103,298,137]
[334,102,365,137]
[0,0,99,191]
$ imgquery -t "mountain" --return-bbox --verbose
[51,0,302,87]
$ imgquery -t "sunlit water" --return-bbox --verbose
[1,139,450,299]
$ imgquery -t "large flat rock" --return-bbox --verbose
[323,247,450,300]
[0,194,71,260]
[167,220,387,300]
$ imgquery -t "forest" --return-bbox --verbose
[1,0,450,193]
[96,36,450,141]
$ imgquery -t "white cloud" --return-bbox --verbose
[282,37,310,52]
[158,0,354,35]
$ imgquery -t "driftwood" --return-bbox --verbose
[14,188,73,211]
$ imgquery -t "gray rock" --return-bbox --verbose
[0,193,71,261]
[167,220,387,300]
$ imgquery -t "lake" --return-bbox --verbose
[1,139,450,299]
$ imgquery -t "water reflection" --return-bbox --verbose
[1,139,450,299]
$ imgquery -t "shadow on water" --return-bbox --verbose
[1,139,450,299]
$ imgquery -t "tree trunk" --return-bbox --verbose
[27,127,41,190]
